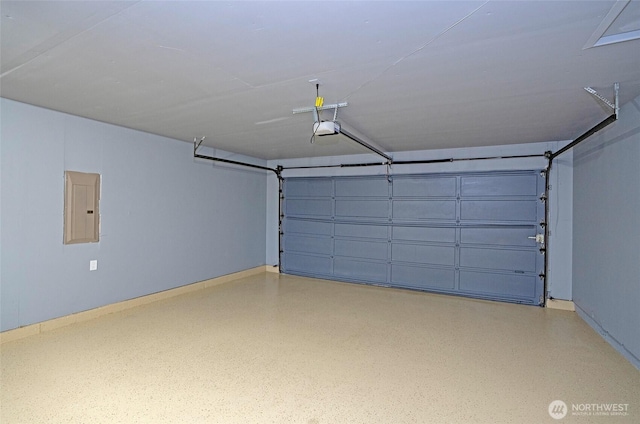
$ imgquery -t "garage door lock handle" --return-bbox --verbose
[528,234,545,244]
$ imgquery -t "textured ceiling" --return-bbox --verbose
[2,1,640,160]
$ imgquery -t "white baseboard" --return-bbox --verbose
[0,266,270,344]
[546,299,575,311]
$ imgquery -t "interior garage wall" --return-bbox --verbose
[267,140,574,301]
[573,94,640,369]
[0,99,267,332]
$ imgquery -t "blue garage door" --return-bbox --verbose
[281,171,545,305]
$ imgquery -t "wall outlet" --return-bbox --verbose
[89,260,98,271]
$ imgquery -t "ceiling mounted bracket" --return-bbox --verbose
[194,136,206,151]
[310,104,341,126]
[292,102,348,115]
[584,82,619,118]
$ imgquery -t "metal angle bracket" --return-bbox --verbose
[292,102,348,115]
[584,83,620,118]
[194,136,206,152]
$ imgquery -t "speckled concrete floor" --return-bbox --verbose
[1,272,638,423]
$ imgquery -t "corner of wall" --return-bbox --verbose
[547,144,573,301]
[572,95,640,370]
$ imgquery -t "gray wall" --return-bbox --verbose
[573,95,640,369]
[1,99,267,332]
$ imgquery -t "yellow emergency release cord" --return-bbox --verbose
[311,84,324,144]
[315,83,324,108]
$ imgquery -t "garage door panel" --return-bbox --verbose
[285,178,333,197]
[334,258,387,283]
[392,226,456,243]
[335,223,388,240]
[335,178,388,197]
[284,234,332,255]
[460,247,536,272]
[392,243,455,266]
[461,174,537,196]
[460,200,537,222]
[286,199,332,217]
[282,171,543,305]
[284,219,332,236]
[283,253,332,275]
[393,200,456,220]
[460,227,536,247]
[459,271,537,299]
[335,239,388,260]
[391,265,455,290]
[336,199,388,218]
[393,176,457,197]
